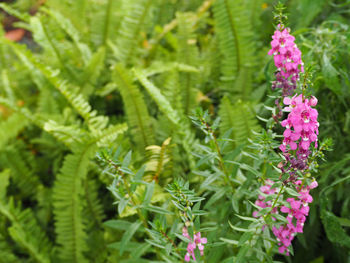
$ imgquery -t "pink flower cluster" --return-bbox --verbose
[182,227,207,262]
[253,180,278,218]
[280,94,319,159]
[268,25,304,83]
[272,180,318,255]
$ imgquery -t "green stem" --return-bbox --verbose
[263,185,285,221]
[200,117,235,192]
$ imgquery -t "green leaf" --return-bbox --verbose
[113,64,154,152]
[321,209,350,248]
[120,221,142,256]
[236,245,250,263]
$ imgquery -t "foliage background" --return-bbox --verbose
[0,0,349,262]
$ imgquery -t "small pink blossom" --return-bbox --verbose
[273,180,318,255]
[268,25,304,85]
[280,94,319,158]
[183,228,207,262]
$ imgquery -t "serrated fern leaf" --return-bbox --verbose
[0,113,29,148]
[115,0,154,64]
[0,200,51,263]
[53,143,96,263]
[7,41,109,132]
[0,169,10,201]
[0,3,30,22]
[95,122,128,147]
[134,68,181,126]
[219,96,259,145]
[44,8,92,65]
[0,234,18,263]
[43,120,87,147]
[176,12,199,115]
[113,64,154,152]
[213,0,255,97]
[37,87,60,114]
[80,47,106,96]
[145,137,172,182]
[84,178,107,262]
[0,146,40,198]
[134,69,196,168]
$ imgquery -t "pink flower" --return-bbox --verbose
[280,94,319,158]
[253,180,279,217]
[183,229,207,261]
[273,180,318,255]
[268,25,304,86]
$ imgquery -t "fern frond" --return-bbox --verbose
[53,142,96,263]
[37,87,60,114]
[43,120,87,147]
[0,234,18,263]
[145,137,172,182]
[134,68,182,126]
[0,113,29,148]
[0,3,30,22]
[213,0,255,97]
[46,0,87,33]
[219,96,260,145]
[0,169,10,201]
[162,70,183,113]
[80,47,106,96]
[141,61,199,78]
[44,8,92,65]
[0,146,40,198]
[176,12,199,115]
[115,0,154,64]
[83,177,107,261]
[0,199,52,263]
[113,64,154,152]
[95,122,128,147]
[1,70,15,101]
[6,41,109,132]
[134,68,196,168]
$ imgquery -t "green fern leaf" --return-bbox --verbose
[7,41,109,132]
[0,199,52,263]
[44,8,92,65]
[0,3,30,22]
[53,143,96,263]
[113,64,154,152]
[115,0,154,64]
[133,68,196,168]
[0,113,29,148]
[0,233,18,263]
[145,137,172,182]
[0,146,40,198]
[133,68,181,126]
[0,169,10,201]
[213,0,255,97]
[219,96,260,145]
[80,47,106,96]
[176,12,199,115]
